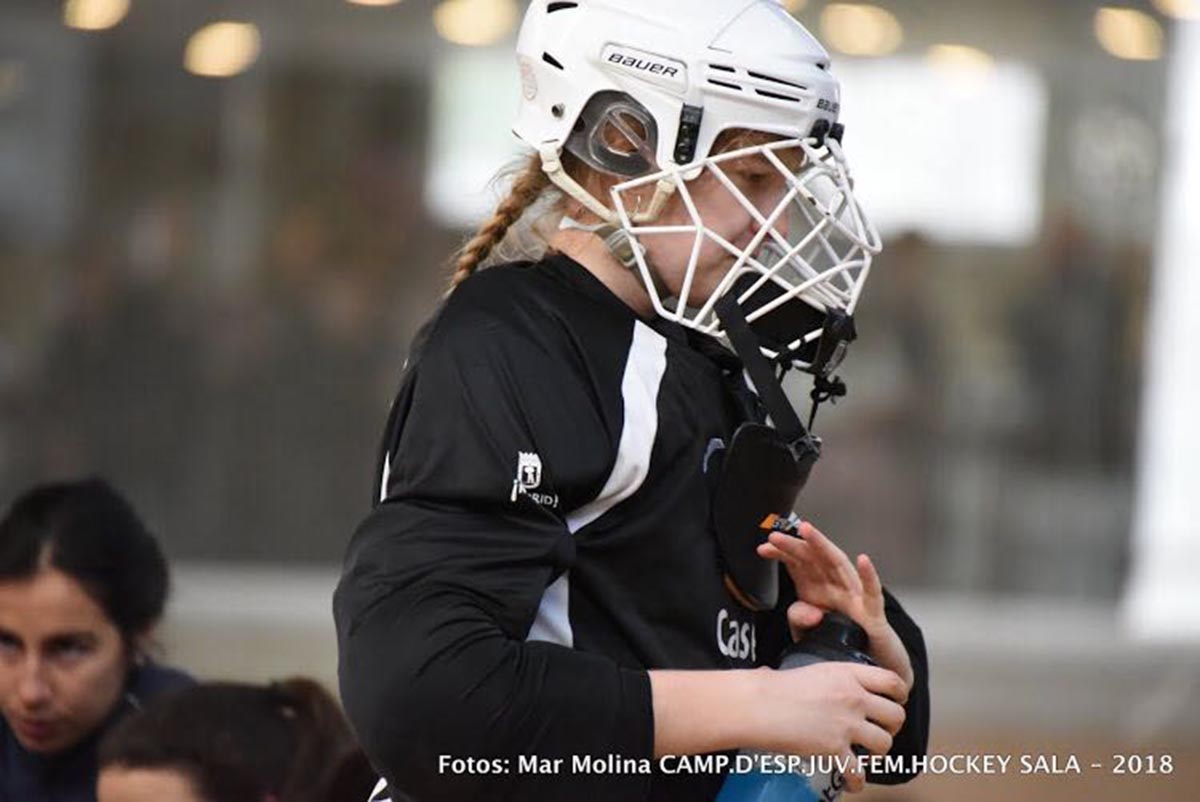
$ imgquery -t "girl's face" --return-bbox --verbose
[97,767,206,802]
[0,567,131,754]
[639,148,794,306]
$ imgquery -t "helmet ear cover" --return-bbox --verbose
[564,91,660,178]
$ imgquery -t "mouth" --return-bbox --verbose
[13,717,58,748]
[732,228,760,254]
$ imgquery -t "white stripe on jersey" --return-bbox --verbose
[379,451,391,503]
[527,321,668,647]
[526,573,571,645]
[368,776,390,801]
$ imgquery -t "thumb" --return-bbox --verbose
[787,600,826,635]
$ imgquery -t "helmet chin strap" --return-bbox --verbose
[558,216,671,298]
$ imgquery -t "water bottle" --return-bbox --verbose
[716,612,875,802]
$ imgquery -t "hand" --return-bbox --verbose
[757,522,914,694]
[753,662,908,793]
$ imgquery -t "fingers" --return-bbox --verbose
[850,664,909,705]
[852,719,894,756]
[856,553,883,601]
[756,541,780,562]
[799,521,852,567]
[786,600,826,632]
[758,520,852,569]
[757,531,813,563]
[771,525,862,592]
[759,522,854,575]
[855,554,887,624]
[863,692,907,737]
[841,750,866,794]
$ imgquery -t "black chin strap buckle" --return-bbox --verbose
[808,374,847,430]
[811,374,847,405]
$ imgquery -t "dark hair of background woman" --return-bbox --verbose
[98,677,376,802]
[0,477,169,642]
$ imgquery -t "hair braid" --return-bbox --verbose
[448,154,551,292]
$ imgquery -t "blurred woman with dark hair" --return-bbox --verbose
[96,677,376,802]
[0,478,192,802]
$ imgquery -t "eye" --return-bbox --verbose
[0,630,21,657]
[732,163,777,184]
[737,171,785,200]
[48,635,96,663]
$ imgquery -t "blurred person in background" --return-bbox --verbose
[216,201,394,562]
[96,677,376,802]
[27,209,204,547]
[0,478,192,802]
[335,2,928,800]
[1011,212,1122,469]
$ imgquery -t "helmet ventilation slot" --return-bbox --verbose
[755,88,801,103]
[705,64,807,103]
[748,70,806,91]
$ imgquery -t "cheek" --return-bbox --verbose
[57,645,129,731]
[0,663,19,714]
[690,181,754,238]
[655,188,747,250]
[636,183,759,301]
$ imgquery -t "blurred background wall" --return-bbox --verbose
[0,1,1197,800]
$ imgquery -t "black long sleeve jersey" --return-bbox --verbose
[333,253,930,802]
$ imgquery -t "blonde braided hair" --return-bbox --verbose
[447,153,553,292]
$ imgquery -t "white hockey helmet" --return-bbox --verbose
[513,0,881,374]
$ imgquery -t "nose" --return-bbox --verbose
[766,184,792,240]
[16,660,52,712]
[748,208,789,245]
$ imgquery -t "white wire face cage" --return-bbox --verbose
[609,135,882,372]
